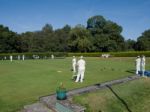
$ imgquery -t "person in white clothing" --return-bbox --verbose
[135,56,141,75]
[75,56,86,83]
[22,55,25,60]
[51,54,54,59]
[72,56,77,73]
[72,56,77,79]
[10,55,13,62]
[141,55,146,77]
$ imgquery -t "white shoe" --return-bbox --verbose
[80,80,83,83]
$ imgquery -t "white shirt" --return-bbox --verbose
[141,57,145,66]
[136,58,141,65]
[72,58,76,65]
[77,59,86,70]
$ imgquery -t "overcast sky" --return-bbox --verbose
[0,0,150,40]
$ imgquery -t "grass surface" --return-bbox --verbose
[0,57,150,112]
[73,78,150,112]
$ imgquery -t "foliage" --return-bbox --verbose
[68,51,150,57]
[125,39,136,51]
[0,51,150,60]
[0,25,22,53]
[136,29,150,51]
[68,25,92,52]
[110,51,150,57]
[1,15,150,53]
[68,52,102,57]
[87,16,125,52]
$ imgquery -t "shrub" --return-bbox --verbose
[68,52,103,57]
[68,51,150,57]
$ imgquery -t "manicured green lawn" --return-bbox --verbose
[0,57,149,112]
[73,78,150,112]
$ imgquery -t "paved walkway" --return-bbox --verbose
[22,75,141,112]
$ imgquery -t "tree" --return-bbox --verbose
[103,20,122,34]
[87,15,106,35]
[0,25,21,53]
[68,25,92,52]
[136,29,150,51]
[87,15,106,29]
[40,24,55,52]
[0,14,130,53]
[87,15,125,52]
[125,39,136,51]
[42,24,53,33]
[20,32,34,52]
[53,25,71,52]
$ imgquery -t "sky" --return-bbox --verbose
[0,0,150,40]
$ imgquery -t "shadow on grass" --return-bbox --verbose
[126,69,135,74]
[106,85,132,112]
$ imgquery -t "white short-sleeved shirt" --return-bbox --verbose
[136,58,141,65]
[141,57,145,66]
[72,58,76,65]
[77,59,86,70]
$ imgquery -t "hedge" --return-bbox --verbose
[68,51,150,57]
[110,51,150,57]
[67,52,103,57]
[0,51,150,60]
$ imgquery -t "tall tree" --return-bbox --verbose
[136,29,150,51]
[87,15,106,35]
[53,25,71,52]
[68,25,92,52]
[0,25,21,53]
[42,24,53,33]
[87,15,125,52]
[20,32,34,52]
[125,39,136,51]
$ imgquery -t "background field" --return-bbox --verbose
[0,57,150,112]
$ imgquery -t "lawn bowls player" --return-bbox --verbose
[72,56,77,73]
[71,56,77,80]
[141,55,146,77]
[135,56,141,75]
[10,55,13,62]
[22,55,25,60]
[75,56,86,83]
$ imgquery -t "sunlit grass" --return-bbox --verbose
[73,78,150,112]
[0,57,149,112]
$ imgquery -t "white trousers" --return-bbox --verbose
[75,69,85,82]
[72,64,76,73]
[136,64,140,75]
[141,65,145,76]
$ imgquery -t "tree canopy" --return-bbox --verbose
[0,15,149,53]
[136,29,150,51]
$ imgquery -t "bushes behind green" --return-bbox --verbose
[0,51,150,60]
[67,52,103,57]
[111,51,150,57]
[68,51,150,57]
